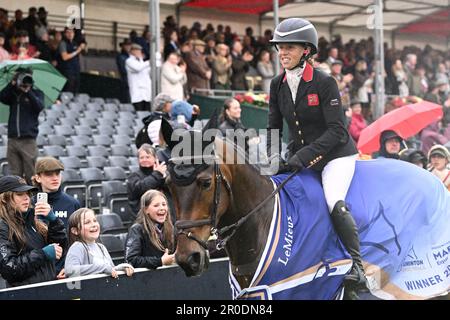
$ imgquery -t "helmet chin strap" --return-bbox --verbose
[287,48,311,71]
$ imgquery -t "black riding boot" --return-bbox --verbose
[330,200,367,291]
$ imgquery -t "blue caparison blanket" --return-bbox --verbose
[229,158,450,300]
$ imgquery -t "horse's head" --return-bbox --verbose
[163,110,237,276]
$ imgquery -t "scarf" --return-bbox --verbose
[285,65,304,103]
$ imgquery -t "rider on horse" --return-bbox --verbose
[267,18,367,291]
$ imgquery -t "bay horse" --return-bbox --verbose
[162,116,450,300]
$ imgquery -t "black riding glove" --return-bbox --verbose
[269,154,292,174]
[287,154,304,171]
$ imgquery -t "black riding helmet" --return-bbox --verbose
[270,18,318,55]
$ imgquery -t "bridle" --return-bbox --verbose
[170,154,299,252]
[172,155,232,251]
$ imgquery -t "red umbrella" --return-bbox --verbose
[357,100,443,154]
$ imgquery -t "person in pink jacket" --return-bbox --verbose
[348,100,367,143]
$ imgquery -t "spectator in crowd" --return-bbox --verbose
[435,63,449,89]
[35,29,52,62]
[125,190,175,269]
[10,30,38,59]
[161,52,187,101]
[135,93,174,149]
[23,7,39,45]
[11,10,26,35]
[0,68,44,184]
[204,35,217,66]
[58,27,86,94]
[0,175,67,287]
[126,43,151,111]
[0,32,10,62]
[375,130,404,159]
[331,60,353,109]
[0,9,8,38]
[163,29,180,61]
[424,79,446,105]
[212,43,232,90]
[127,144,167,216]
[326,46,339,67]
[392,59,409,97]
[32,156,80,278]
[185,39,211,96]
[135,29,150,61]
[116,38,132,103]
[219,98,258,152]
[65,208,134,278]
[230,41,253,91]
[257,49,275,94]
[403,53,417,93]
[48,30,62,67]
[410,65,428,98]
[420,120,449,156]
[171,100,200,129]
[351,60,371,108]
[32,157,80,228]
[37,7,48,29]
[399,149,427,169]
[348,100,367,144]
[427,145,450,191]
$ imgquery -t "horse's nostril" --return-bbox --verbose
[188,252,201,269]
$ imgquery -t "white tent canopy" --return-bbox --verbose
[262,0,446,31]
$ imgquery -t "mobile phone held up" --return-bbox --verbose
[36,192,48,204]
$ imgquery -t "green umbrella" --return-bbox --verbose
[0,59,67,107]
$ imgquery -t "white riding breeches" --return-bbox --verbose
[321,154,358,212]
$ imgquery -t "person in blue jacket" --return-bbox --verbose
[32,156,80,278]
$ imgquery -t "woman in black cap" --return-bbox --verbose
[0,175,67,287]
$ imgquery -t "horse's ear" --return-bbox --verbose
[160,118,176,150]
[202,107,220,133]
[201,108,221,149]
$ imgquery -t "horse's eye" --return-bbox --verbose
[199,179,212,189]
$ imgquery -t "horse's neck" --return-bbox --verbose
[222,164,274,289]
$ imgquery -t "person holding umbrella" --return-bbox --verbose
[267,18,367,296]
[374,130,405,159]
[0,68,44,184]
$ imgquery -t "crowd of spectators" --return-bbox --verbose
[0,6,86,94]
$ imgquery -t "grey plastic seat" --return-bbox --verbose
[74,125,93,136]
[108,156,129,169]
[111,144,131,157]
[104,166,127,181]
[60,156,83,169]
[54,125,75,137]
[86,156,109,168]
[66,145,88,158]
[96,212,127,234]
[87,145,109,157]
[47,135,68,147]
[92,135,113,146]
[71,135,92,147]
[43,145,66,157]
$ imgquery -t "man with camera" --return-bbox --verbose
[0,68,45,184]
